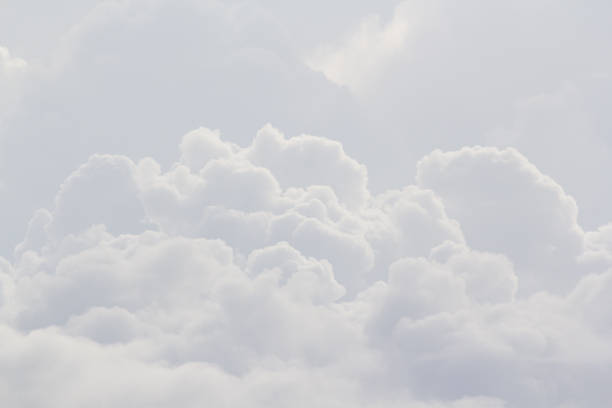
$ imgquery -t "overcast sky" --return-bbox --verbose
[1,1,612,407]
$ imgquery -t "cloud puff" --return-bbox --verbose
[0,0,365,255]
[417,146,585,295]
[248,124,369,208]
[304,0,434,95]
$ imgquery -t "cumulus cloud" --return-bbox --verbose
[248,124,369,208]
[2,124,612,407]
[0,0,365,255]
[485,78,612,230]
[4,0,612,255]
[416,146,585,294]
[2,1,612,406]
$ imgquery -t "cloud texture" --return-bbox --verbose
[2,0,612,406]
[1,124,611,407]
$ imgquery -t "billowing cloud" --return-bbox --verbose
[2,124,612,407]
[3,0,612,253]
[0,0,365,254]
[2,1,612,406]
[248,124,369,208]
[417,146,585,295]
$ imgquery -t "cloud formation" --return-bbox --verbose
[3,0,612,254]
[2,1,612,406]
[305,0,433,95]
[2,125,612,407]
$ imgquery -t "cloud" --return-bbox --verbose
[248,124,369,208]
[2,2,612,406]
[0,318,514,407]
[304,0,434,95]
[4,0,612,256]
[485,78,612,230]
[416,146,585,295]
[0,0,365,255]
[3,124,612,407]
[51,154,148,237]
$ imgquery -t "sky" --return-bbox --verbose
[1,1,612,406]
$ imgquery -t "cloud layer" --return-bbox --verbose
[2,1,612,406]
[2,125,612,407]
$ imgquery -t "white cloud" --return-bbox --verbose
[2,125,612,406]
[248,124,370,208]
[179,127,237,171]
[485,78,612,230]
[0,0,364,255]
[305,0,434,95]
[2,1,612,406]
[416,146,585,295]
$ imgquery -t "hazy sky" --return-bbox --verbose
[1,1,612,407]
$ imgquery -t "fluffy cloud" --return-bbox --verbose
[2,125,612,407]
[417,146,585,295]
[4,0,612,254]
[2,1,612,406]
[247,124,369,208]
[0,0,365,255]
[303,0,612,228]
